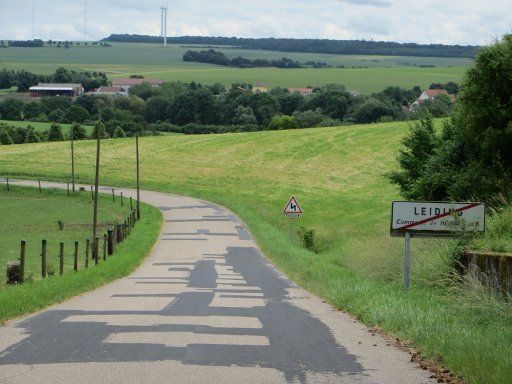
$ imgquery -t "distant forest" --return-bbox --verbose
[183,49,303,68]
[104,34,478,58]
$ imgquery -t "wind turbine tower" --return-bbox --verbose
[160,6,168,47]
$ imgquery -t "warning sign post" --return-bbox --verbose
[283,196,302,244]
[390,201,486,289]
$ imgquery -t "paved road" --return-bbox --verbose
[0,180,434,384]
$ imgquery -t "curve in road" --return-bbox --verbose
[0,180,434,384]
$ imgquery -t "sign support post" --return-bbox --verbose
[283,196,302,245]
[404,231,411,290]
[290,217,295,244]
[391,201,486,290]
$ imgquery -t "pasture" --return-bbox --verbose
[0,43,470,94]
[0,185,132,286]
[0,122,510,383]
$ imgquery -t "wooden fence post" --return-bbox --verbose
[112,188,115,202]
[41,239,47,278]
[90,186,94,201]
[6,177,9,191]
[38,180,42,193]
[19,240,26,284]
[74,241,78,271]
[94,237,99,265]
[103,234,107,261]
[130,197,133,211]
[67,182,70,196]
[121,192,124,206]
[59,242,64,275]
[85,239,90,268]
[107,229,114,255]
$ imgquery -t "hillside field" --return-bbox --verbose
[0,122,510,383]
[0,43,469,94]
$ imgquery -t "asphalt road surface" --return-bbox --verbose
[0,180,435,384]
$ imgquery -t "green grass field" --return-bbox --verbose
[0,188,162,323]
[0,43,470,94]
[0,185,134,286]
[0,123,510,383]
[0,120,93,134]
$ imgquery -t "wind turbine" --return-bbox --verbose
[160,6,168,47]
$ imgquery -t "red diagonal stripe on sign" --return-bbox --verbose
[397,202,481,230]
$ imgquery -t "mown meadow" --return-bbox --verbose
[0,121,510,383]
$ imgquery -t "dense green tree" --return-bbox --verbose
[304,85,353,119]
[23,101,43,120]
[0,99,23,120]
[352,97,397,123]
[0,128,14,145]
[91,121,109,139]
[389,35,512,201]
[129,83,157,100]
[65,105,91,123]
[14,70,40,92]
[47,123,64,141]
[144,97,169,123]
[69,123,87,140]
[0,69,14,89]
[53,67,72,83]
[24,126,40,143]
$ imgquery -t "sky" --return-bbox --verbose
[0,0,510,45]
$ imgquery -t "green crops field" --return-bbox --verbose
[0,43,470,94]
[0,121,510,383]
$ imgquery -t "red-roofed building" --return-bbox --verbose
[412,88,457,106]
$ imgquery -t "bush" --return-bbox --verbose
[268,115,299,130]
[47,123,64,141]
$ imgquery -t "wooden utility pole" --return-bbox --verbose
[92,123,101,262]
[136,134,141,220]
[71,126,75,192]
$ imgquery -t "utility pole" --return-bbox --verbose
[92,123,101,262]
[70,126,75,192]
[136,134,141,220]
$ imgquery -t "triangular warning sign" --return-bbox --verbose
[283,196,302,215]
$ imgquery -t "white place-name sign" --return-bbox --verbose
[391,201,486,237]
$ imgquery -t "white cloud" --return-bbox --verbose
[0,0,510,45]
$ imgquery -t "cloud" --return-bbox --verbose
[0,0,509,45]
[338,0,392,7]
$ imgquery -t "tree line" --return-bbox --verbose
[183,49,302,68]
[0,67,108,92]
[0,77,457,138]
[105,34,478,58]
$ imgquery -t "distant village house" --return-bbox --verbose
[253,82,268,93]
[413,89,456,107]
[288,87,314,96]
[88,86,128,97]
[112,78,164,91]
[29,83,84,98]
